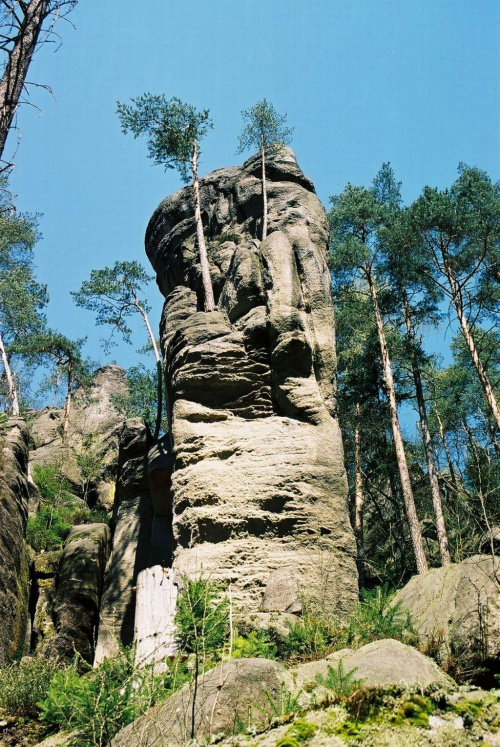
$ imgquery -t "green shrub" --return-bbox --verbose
[26,506,72,551]
[0,657,60,718]
[315,661,364,698]
[275,614,340,662]
[40,649,188,746]
[175,575,229,664]
[32,464,74,504]
[343,585,417,647]
[232,629,277,660]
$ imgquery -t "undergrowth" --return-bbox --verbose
[27,463,109,551]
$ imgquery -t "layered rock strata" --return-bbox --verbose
[0,418,30,664]
[146,148,357,616]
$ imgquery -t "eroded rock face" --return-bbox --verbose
[0,418,30,665]
[94,419,154,663]
[30,365,128,509]
[146,148,357,617]
[43,523,110,663]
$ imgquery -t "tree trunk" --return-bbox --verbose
[366,269,428,574]
[135,301,167,444]
[261,136,268,241]
[192,141,215,312]
[354,402,365,590]
[0,328,19,415]
[62,362,72,440]
[435,409,459,495]
[441,247,500,432]
[0,0,50,163]
[402,292,451,565]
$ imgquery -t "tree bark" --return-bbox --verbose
[0,0,50,163]
[441,246,500,432]
[354,402,365,590]
[0,328,18,414]
[135,300,167,444]
[62,361,72,440]
[261,136,268,240]
[402,292,451,565]
[192,141,215,312]
[366,268,428,574]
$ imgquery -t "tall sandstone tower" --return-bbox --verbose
[145,148,358,618]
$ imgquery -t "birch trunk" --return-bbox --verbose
[192,142,215,312]
[0,0,49,162]
[354,402,365,589]
[366,269,428,574]
[441,248,500,432]
[261,137,268,240]
[0,329,19,415]
[402,292,450,565]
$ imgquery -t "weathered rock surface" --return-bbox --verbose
[0,418,30,665]
[111,658,292,746]
[43,523,110,663]
[94,419,154,663]
[294,639,453,691]
[146,147,357,617]
[29,365,128,508]
[392,555,500,675]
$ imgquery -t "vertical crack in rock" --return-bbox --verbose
[146,147,358,618]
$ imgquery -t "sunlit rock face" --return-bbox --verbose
[146,148,358,618]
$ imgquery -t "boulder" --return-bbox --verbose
[294,639,452,691]
[111,658,292,746]
[146,147,358,618]
[392,555,500,675]
[0,418,30,665]
[29,365,128,508]
[43,523,110,663]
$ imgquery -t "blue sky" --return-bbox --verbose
[8,0,500,412]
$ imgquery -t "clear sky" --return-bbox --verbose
[7,0,500,392]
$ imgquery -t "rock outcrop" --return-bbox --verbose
[94,419,154,662]
[146,147,357,617]
[30,365,128,510]
[294,639,453,691]
[0,418,30,664]
[43,523,110,663]
[392,555,500,677]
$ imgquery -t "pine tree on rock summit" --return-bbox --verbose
[237,98,293,241]
[117,94,215,312]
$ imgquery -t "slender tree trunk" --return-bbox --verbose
[354,402,365,590]
[135,301,168,444]
[62,362,73,440]
[0,328,19,415]
[192,142,215,312]
[261,136,268,241]
[441,247,500,432]
[402,292,451,565]
[366,268,428,574]
[0,0,50,162]
[435,409,459,495]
